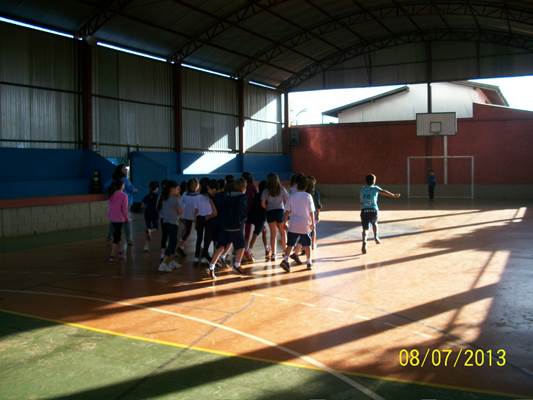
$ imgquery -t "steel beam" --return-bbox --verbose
[169,0,316,64]
[238,79,245,155]
[235,1,533,79]
[76,0,133,38]
[172,64,183,153]
[77,40,92,150]
[280,28,533,90]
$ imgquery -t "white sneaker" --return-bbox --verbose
[200,257,209,264]
[158,262,172,272]
[143,244,149,252]
[170,260,182,269]
[193,257,200,263]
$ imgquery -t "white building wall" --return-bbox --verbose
[338,83,488,123]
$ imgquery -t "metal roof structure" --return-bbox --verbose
[2,0,533,91]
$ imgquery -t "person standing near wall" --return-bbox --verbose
[428,170,437,200]
[105,164,138,246]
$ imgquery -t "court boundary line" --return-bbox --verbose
[0,300,522,398]
[0,289,383,400]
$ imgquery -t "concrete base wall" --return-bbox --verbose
[0,201,108,238]
[318,184,533,200]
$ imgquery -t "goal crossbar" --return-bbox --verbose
[406,155,475,199]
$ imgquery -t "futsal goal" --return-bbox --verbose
[406,155,475,199]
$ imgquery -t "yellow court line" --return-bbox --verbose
[0,290,383,400]
[0,307,521,399]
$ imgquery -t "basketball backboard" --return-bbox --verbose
[416,112,457,136]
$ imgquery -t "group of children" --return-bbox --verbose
[107,171,322,278]
[107,168,401,273]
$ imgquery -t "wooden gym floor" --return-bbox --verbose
[0,199,532,399]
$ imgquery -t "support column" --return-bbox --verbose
[425,41,433,171]
[282,91,289,155]
[79,40,92,151]
[237,79,245,173]
[172,64,183,153]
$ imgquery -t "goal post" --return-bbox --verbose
[407,155,475,199]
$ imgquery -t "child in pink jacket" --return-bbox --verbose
[107,180,129,262]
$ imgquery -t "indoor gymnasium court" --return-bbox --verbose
[1,1,532,400]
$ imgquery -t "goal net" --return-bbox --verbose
[407,156,474,199]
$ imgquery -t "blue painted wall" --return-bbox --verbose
[130,151,292,202]
[0,148,115,199]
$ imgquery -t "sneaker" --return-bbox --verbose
[200,257,210,264]
[208,265,217,279]
[232,265,244,275]
[280,259,290,273]
[265,248,271,261]
[193,257,200,264]
[143,244,149,252]
[170,260,182,269]
[290,253,303,265]
[362,242,367,254]
[177,247,186,257]
[306,263,313,270]
[107,256,115,263]
[375,237,381,244]
[158,262,172,272]
[241,254,253,265]
[270,253,276,262]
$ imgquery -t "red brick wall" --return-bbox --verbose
[292,103,533,185]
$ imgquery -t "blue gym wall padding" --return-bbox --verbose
[0,148,115,200]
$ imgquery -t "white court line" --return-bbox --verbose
[327,308,343,314]
[274,296,290,302]
[0,289,384,400]
[252,293,266,297]
[300,302,317,308]
[356,314,371,320]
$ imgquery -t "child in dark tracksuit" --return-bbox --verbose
[207,178,248,279]
[428,170,437,200]
[245,180,268,261]
[201,179,221,262]
[142,181,159,252]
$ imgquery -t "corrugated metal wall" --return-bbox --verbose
[92,46,173,158]
[182,68,238,151]
[244,84,282,153]
[0,22,284,158]
[0,23,79,149]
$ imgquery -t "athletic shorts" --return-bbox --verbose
[144,215,159,231]
[360,208,378,230]
[249,217,266,235]
[217,229,245,250]
[287,231,311,247]
[266,209,284,224]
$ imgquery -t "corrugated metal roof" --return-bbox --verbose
[1,0,533,91]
